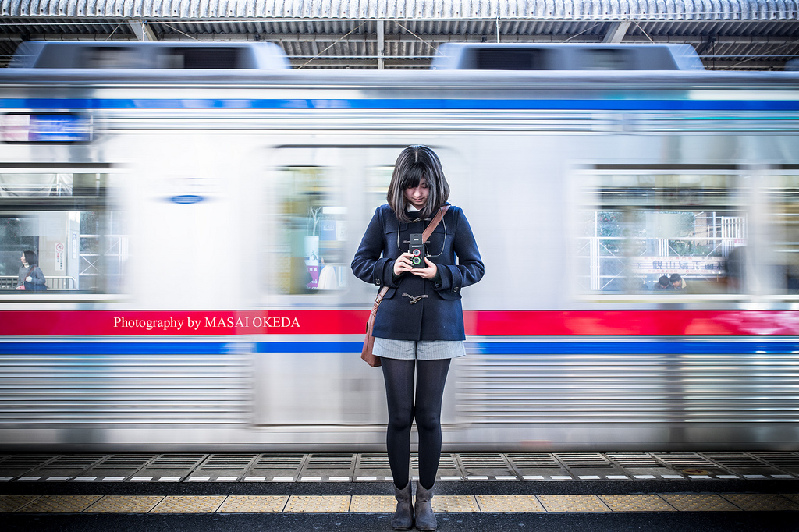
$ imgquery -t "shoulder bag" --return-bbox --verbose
[23,267,47,291]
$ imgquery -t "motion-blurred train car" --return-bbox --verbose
[0,41,797,451]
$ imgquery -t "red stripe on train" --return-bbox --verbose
[1,310,799,336]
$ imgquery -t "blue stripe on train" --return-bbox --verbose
[1,98,799,112]
[0,342,237,354]
[468,341,799,355]
[0,341,796,355]
[256,341,798,355]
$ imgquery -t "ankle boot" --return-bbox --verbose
[391,482,414,530]
[414,481,437,531]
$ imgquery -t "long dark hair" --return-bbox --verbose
[386,145,450,222]
[23,250,37,267]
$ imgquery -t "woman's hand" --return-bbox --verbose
[393,252,415,276]
[409,257,438,279]
[394,254,437,279]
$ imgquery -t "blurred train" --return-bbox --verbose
[0,41,797,451]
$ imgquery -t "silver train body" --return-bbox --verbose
[0,43,798,451]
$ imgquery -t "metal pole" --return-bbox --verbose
[377,19,385,69]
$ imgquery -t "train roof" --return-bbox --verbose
[9,41,290,70]
[432,43,705,71]
[2,41,798,89]
[9,41,706,72]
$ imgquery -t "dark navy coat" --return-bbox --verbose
[351,204,485,341]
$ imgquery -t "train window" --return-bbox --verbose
[81,47,147,69]
[160,48,242,69]
[0,170,123,294]
[367,166,393,212]
[266,166,347,294]
[580,49,631,70]
[577,169,746,294]
[473,48,548,70]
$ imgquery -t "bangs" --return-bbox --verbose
[387,145,449,222]
[398,164,426,190]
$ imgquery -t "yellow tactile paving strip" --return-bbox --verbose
[0,495,41,512]
[660,494,741,512]
[600,495,677,512]
[217,495,289,513]
[151,495,226,513]
[2,493,797,513]
[721,493,799,511]
[476,495,545,513]
[432,495,481,513]
[85,495,164,513]
[538,495,611,513]
[18,495,103,513]
[284,495,350,513]
[350,495,395,513]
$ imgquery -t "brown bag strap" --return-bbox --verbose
[422,205,449,243]
[372,285,389,314]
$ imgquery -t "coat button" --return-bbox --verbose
[375,279,381,285]
[453,287,459,292]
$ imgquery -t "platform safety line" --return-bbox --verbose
[2,493,799,514]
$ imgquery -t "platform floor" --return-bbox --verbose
[2,452,797,530]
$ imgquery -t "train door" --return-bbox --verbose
[121,131,251,309]
[252,144,465,437]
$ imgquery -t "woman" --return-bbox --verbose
[16,250,46,291]
[352,146,484,530]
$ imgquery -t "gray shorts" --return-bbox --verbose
[373,337,466,361]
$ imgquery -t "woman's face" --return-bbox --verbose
[404,179,429,210]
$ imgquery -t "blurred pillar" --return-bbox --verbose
[377,19,384,69]
[129,20,157,41]
[603,21,631,43]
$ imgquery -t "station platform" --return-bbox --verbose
[1,452,797,531]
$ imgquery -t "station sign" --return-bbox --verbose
[1,113,92,143]
[634,256,725,276]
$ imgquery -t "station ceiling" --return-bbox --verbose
[1,0,797,70]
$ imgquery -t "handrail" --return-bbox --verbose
[0,275,77,290]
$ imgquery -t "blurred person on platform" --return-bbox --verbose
[16,250,46,291]
[670,273,686,290]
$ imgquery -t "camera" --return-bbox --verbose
[409,233,424,268]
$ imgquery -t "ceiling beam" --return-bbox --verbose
[602,21,631,43]
[128,19,157,41]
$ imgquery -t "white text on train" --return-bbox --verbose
[203,316,300,328]
[114,317,184,331]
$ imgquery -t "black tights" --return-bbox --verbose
[381,357,451,490]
